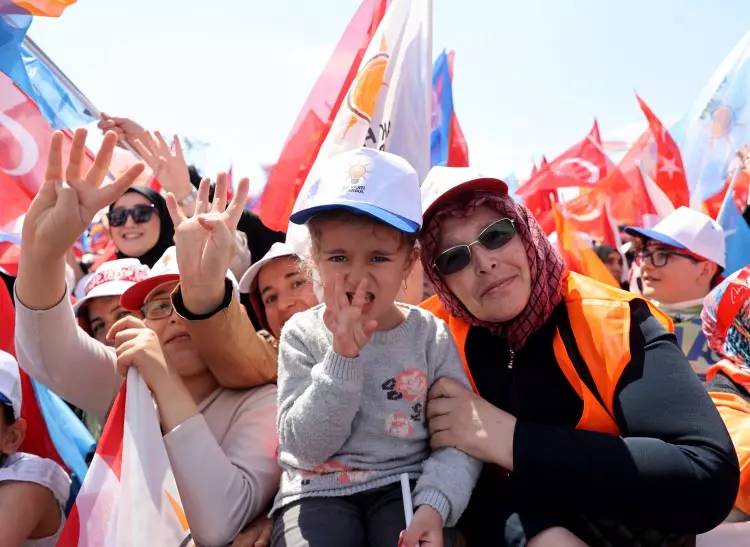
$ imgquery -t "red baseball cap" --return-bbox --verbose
[421,166,508,222]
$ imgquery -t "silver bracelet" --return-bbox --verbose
[178,187,198,207]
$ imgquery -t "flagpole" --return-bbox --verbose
[23,36,145,167]
[22,36,101,118]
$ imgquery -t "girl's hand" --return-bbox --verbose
[399,505,444,547]
[322,276,378,358]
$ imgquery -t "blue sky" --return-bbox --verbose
[29,1,750,184]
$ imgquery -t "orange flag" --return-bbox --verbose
[553,204,619,288]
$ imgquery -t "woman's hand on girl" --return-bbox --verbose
[323,276,378,358]
[427,377,517,470]
[399,505,443,547]
[166,174,249,314]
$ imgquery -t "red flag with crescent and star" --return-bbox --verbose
[636,94,690,210]
[517,121,614,199]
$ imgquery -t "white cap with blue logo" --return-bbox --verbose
[289,148,422,233]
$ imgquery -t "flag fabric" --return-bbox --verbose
[0,16,93,129]
[717,173,750,275]
[431,49,468,167]
[288,0,432,236]
[60,370,191,546]
[517,121,613,198]
[0,0,76,17]
[259,0,388,232]
[556,189,618,247]
[553,203,619,288]
[682,31,750,207]
[635,94,690,209]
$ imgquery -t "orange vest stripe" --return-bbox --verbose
[421,272,674,436]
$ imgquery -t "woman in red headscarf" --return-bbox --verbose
[418,168,739,546]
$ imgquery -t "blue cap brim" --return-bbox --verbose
[623,226,687,250]
[290,204,420,233]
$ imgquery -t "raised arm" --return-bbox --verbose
[14,129,144,419]
[165,174,277,388]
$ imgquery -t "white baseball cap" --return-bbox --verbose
[239,242,299,294]
[73,259,150,315]
[421,166,508,222]
[120,247,239,311]
[289,148,422,233]
[624,206,726,268]
[0,351,22,420]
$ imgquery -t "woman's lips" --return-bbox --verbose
[480,275,516,297]
[121,232,144,240]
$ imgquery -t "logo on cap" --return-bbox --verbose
[84,264,149,294]
[343,162,370,194]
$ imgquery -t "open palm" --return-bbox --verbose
[22,129,144,261]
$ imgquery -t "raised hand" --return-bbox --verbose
[132,131,193,201]
[97,113,147,149]
[323,276,378,358]
[22,128,145,262]
[166,172,249,314]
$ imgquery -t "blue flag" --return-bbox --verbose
[430,50,453,167]
[682,31,750,207]
[717,180,750,275]
[0,14,93,128]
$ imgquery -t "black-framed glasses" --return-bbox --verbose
[107,204,157,227]
[432,218,517,276]
[140,298,174,320]
[636,249,699,268]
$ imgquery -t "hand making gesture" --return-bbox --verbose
[166,173,249,314]
[323,276,378,358]
[132,130,193,203]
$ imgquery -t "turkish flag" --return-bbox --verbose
[636,95,690,209]
[553,203,619,288]
[557,189,618,247]
[517,121,614,198]
[0,73,54,199]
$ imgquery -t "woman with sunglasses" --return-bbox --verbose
[107,186,175,268]
[417,168,739,546]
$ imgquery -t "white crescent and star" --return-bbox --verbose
[0,110,39,176]
[553,158,600,184]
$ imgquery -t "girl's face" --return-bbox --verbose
[312,218,416,330]
[109,192,161,258]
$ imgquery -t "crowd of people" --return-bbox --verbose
[2,116,750,546]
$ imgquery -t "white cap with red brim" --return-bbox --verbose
[73,259,150,315]
[421,166,509,222]
[120,246,238,312]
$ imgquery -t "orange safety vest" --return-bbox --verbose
[706,360,750,515]
[421,271,673,436]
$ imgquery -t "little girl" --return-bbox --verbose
[271,148,480,547]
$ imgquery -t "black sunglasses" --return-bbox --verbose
[432,218,516,276]
[107,204,157,227]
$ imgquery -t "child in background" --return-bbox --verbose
[271,148,481,547]
[0,351,71,547]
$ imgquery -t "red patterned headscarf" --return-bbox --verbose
[420,191,565,350]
